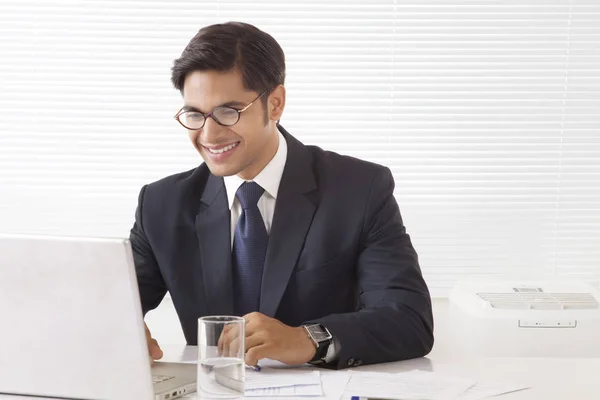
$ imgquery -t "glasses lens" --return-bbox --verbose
[213,107,240,126]
[179,111,205,129]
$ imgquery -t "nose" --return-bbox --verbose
[200,116,221,143]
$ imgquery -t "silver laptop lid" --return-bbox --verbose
[0,234,154,400]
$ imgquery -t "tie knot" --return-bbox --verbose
[236,181,265,210]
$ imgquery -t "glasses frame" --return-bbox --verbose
[174,89,269,130]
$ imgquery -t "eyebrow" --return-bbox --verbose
[181,100,247,113]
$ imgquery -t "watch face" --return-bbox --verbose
[308,325,331,342]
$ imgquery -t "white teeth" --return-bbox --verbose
[208,142,239,154]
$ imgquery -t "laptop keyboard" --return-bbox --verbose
[153,374,175,384]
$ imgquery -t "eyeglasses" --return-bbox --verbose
[174,90,268,130]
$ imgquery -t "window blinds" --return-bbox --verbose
[1,0,599,295]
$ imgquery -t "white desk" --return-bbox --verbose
[159,345,600,400]
[2,345,599,399]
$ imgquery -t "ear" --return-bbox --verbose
[267,85,286,122]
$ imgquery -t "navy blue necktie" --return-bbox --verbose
[232,182,268,316]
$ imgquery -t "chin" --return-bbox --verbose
[206,163,240,178]
[199,153,238,177]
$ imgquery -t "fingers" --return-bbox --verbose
[144,322,152,340]
[245,332,265,352]
[225,336,243,358]
[245,344,269,367]
[145,322,163,361]
[243,314,270,365]
[221,331,263,358]
[242,314,314,366]
[218,324,244,357]
[243,312,264,336]
[149,338,164,360]
[217,326,227,356]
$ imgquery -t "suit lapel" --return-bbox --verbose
[196,173,234,315]
[260,128,319,317]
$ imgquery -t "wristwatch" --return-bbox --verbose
[303,324,333,364]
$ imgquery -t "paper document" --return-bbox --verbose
[458,382,529,400]
[183,364,323,397]
[245,382,323,397]
[245,368,323,397]
[245,368,321,390]
[404,369,529,400]
[342,370,476,400]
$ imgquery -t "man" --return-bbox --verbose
[131,21,434,370]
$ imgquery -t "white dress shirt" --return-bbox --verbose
[223,128,287,249]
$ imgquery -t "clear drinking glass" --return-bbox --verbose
[197,316,245,399]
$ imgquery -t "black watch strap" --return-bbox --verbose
[310,338,330,363]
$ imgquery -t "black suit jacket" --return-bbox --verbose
[130,126,434,369]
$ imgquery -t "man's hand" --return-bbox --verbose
[217,323,245,358]
[243,312,316,366]
[145,322,163,364]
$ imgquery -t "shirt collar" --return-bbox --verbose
[223,128,288,210]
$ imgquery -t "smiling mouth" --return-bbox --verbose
[203,142,240,154]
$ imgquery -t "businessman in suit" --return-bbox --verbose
[132,22,434,369]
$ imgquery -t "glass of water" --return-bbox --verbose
[198,316,245,399]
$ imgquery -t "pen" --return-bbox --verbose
[245,363,262,372]
[350,397,407,400]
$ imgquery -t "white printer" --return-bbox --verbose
[448,278,600,357]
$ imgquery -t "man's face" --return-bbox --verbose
[181,69,282,179]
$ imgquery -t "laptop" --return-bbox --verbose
[0,233,196,400]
